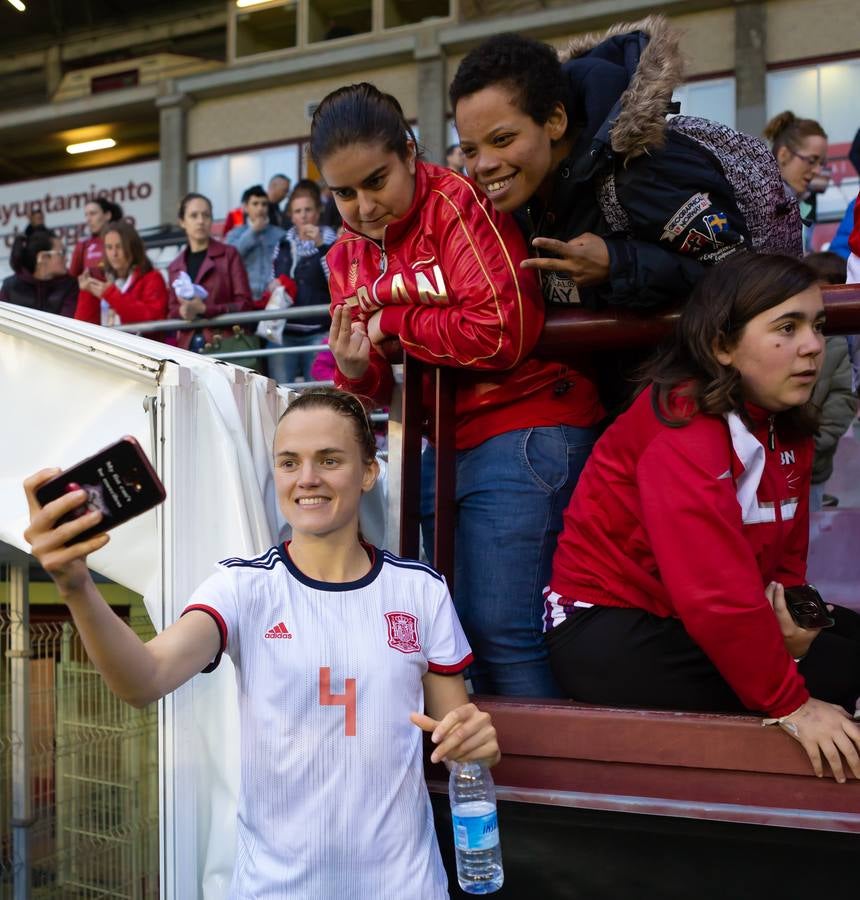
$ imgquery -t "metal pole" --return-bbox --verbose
[8,560,31,900]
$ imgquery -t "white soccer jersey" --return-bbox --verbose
[183,544,472,900]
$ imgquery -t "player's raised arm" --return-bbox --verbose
[411,673,501,767]
[23,469,220,708]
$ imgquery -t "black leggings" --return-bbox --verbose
[545,604,860,714]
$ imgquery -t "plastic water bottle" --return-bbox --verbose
[449,761,504,894]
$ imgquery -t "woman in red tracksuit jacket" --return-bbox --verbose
[75,220,167,335]
[312,83,605,698]
[544,253,860,781]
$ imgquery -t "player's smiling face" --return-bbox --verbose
[273,407,378,540]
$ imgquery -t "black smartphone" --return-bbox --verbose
[35,436,166,545]
[783,584,835,630]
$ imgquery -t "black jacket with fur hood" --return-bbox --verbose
[527,16,750,310]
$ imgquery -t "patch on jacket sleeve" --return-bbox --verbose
[660,192,712,241]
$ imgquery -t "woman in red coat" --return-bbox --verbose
[75,220,167,335]
[166,192,252,351]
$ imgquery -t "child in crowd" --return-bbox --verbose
[23,387,499,898]
[314,82,603,697]
[544,253,860,781]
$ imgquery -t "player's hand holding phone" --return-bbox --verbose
[24,471,108,596]
[23,437,165,597]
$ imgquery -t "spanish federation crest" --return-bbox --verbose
[384,611,421,654]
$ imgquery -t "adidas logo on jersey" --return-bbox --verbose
[265,622,293,639]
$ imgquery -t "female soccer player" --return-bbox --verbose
[543,253,860,781]
[313,82,603,697]
[24,388,499,898]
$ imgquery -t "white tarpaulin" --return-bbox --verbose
[0,303,283,898]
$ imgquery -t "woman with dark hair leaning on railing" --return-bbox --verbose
[543,253,860,781]
[313,82,604,698]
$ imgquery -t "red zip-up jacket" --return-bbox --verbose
[328,162,603,449]
[75,267,168,334]
[548,387,812,718]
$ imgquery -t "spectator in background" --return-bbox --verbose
[75,220,168,336]
[0,229,77,316]
[318,183,342,232]
[226,184,285,299]
[267,174,292,228]
[764,111,828,249]
[269,180,337,383]
[802,252,858,511]
[445,143,465,174]
[25,210,45,236]
[69,198,123,280]
[167,192,252,351]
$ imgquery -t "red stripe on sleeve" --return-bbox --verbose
[428,652,474,675]
[181,604,228,673]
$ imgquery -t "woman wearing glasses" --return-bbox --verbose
[0,229,77,317]
[765,112,828,250]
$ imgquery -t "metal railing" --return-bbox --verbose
[393,285,860,587]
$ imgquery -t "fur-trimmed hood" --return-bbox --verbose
[559,15,683,161]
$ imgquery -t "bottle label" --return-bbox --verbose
[452,805,499,851]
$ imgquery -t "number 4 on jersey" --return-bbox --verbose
[319,667,357,736]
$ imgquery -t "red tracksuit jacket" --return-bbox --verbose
[328,161,603,449]
[548,387,812,718]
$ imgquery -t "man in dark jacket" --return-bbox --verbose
[450,17,755,311]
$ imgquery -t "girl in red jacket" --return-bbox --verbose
[313,82,604,698]
[545,253,860,781]
[75,220,167,334]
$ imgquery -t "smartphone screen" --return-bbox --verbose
[35,436,166,545]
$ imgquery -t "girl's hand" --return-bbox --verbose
[411,703,500,767]
[329,305,370,379]
[366,310,402,359]
[522,233,610,286]
[776,697,860,783]
[765,582,822,659]
[87,279,107,299]
[22,470,108,596]
[78,273,92,291]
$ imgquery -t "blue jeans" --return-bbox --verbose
[421,425,597,697]
[266,332,327,384]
